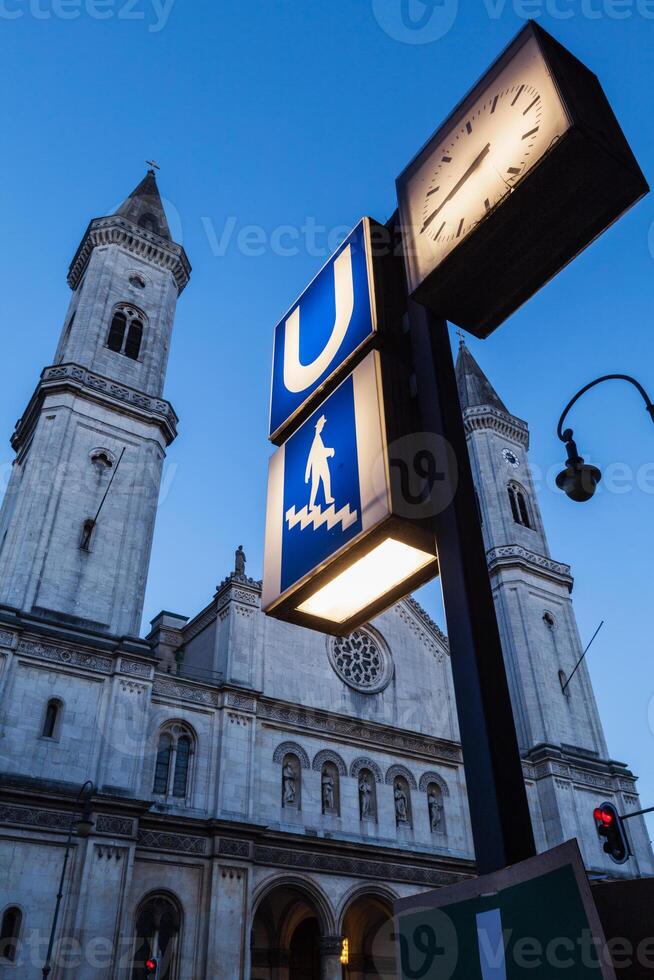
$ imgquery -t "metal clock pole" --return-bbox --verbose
[407,298,536,876]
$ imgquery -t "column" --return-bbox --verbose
[320,936,344,980]
[205,862,250,979]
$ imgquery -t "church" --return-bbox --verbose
[0,171,651,980]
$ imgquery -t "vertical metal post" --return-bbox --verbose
[408,300,536,875]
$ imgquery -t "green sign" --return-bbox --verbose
[394,842,615,980]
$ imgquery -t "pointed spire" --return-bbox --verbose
[455,338,510,414]
[113,169,172,241]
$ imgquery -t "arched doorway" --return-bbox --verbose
[341,893,396,980]
[289,918,321,980]
[131,892,181,980]
[250,881,331,980]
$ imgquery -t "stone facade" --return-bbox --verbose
[0,176,651,980]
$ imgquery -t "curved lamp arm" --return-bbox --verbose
[557,374,654,443]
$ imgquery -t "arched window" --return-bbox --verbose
[132,894,181,980]
[281,753,301,810]
[508,482,532,528]
[172,735,191,798]
[42,699,62,739]
[321,762,340,816]
[393,777,412,828]
[0,906,22,962]
[106,305,145,361]
[426,782,446,834]
[152,725,194,802]
[138,212,159,235]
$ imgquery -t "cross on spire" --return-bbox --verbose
[456,328,467,347]
[145,159,160,172]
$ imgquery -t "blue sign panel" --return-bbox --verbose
[281,376,362,593]
[263,353,390,611]
[268,218,378,442]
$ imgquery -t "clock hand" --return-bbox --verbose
[421,142,491,234]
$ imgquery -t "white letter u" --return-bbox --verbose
[283,245,354,394]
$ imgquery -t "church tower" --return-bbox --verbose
[456,340,653,875]
[0,170,190,638]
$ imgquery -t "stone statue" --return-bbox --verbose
[282,760,296,806]
[394,781,409,824]
[428,789,442,831]
[322,771,335,813]
[235,545,246,577]
[359,774,372,819]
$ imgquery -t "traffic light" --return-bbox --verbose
[145,957,158,977]
[593,802,630,864]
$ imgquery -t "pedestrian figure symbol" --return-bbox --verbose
[306,415,335,509]
[285,413,358,534]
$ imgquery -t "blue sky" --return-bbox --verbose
[2,2,654,833]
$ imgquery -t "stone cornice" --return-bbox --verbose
[487,545,573,591]
[68,215,191,293]
[12,362,178,450]
[463,404,530,448]
[522,747,639,795]
[257,697,462,765]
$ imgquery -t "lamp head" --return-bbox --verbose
[74,783,95,837]
[555,429,601,503]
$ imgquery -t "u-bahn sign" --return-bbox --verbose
[262,352,440,635]
[268,217,388,445]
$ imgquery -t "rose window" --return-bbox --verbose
[329,630,393,694]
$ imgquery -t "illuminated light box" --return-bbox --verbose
[262,352,440,635]
[397,20,649,338]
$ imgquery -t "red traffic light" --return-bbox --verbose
[594,807,614,826]
[145,959,157,973]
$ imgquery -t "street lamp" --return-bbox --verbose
[556,375,654,503]
[42,780,95,979]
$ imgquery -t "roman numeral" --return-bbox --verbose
[490,95,499,114]
[466,121,472,135]
[442,155,452,163]
[507,167,521,175]
[426,186,440,197]
[484,198,491,212]
[522,126,539,140]
[434,221,446,242]
[456,218,464,238]
[511,84,525,106]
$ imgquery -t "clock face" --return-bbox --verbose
[502,449,520,468]
[399,32,571,293]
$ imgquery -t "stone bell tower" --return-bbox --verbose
[0,170,190,638]
[456,339,653,875]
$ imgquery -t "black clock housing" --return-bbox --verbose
[397,21,648,339]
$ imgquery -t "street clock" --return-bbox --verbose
[397,21,648,338]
